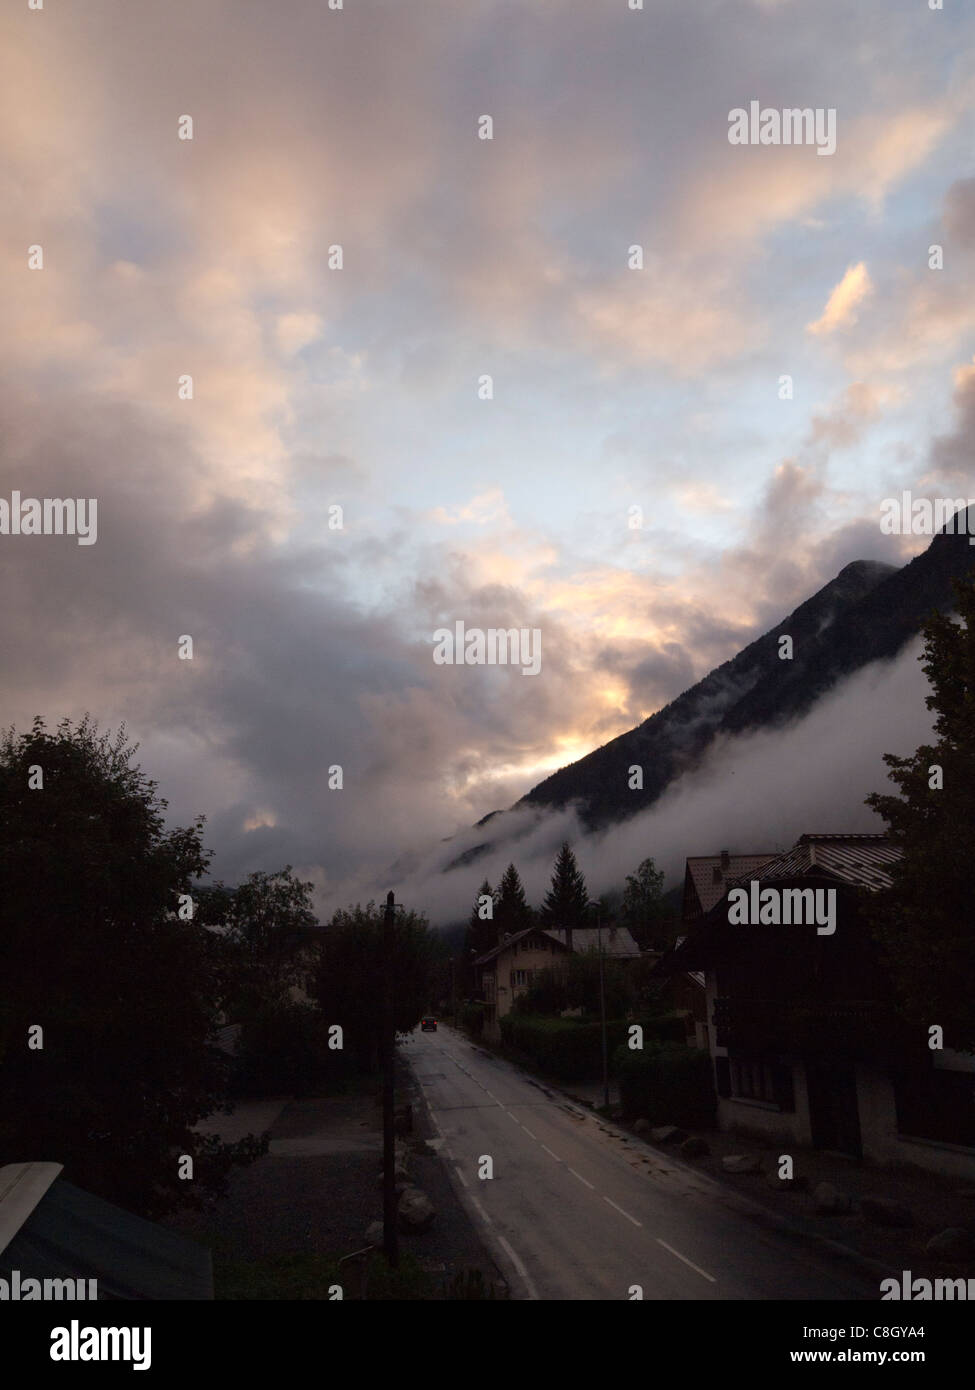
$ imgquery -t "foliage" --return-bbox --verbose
[540,842,590,929]
[613,1042,716,1128]
[232,999,353,1096]
[495,863,533,937]
[458,1000,486,1039]
[500,1013,634,1081]
[196,867,319,1021]
[464,878,497,965]
[620,857,667,950]
[312,901,439,1070]
[864,572,975,1051]
[0,715,257,1216]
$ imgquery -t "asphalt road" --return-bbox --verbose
[405,1024,879,1302]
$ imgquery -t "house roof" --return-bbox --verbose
[685,854,779,916]
[543,927,641,958]
[473,927,560,966]
[474,923,641,965]
[726,834,901,893]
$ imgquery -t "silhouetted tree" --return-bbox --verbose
[0,716,260,1217]
[540,842,589,930]
[865,572,975,1051]
[495,863,533,937]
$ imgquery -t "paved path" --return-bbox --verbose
[406,1025,878,1302]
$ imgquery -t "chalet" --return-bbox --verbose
[656,834,975,1182]
[475,924,640,1041]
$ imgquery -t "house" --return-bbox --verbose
[656,834,975,1182]
[475,924,641,1041]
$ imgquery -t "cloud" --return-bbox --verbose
[807,263,873,336]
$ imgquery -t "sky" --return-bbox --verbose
[2,0,974,923]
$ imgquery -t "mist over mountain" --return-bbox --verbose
[441,513,975,877]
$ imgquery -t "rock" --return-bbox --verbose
[765,1167,804,1191]
[722,1153,761,1174]
[398,1186,435,1233]
[633,1118,650,1136]
[813,1182,852,1214]
[650,1125,687,1144]
[680,1136,710,1159]
[365,1221,384,1244]
[860,1196,914,1228]
[925,1228,973,1256]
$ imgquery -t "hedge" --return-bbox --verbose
[613,1042,716,1129]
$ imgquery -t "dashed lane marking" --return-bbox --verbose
[603,1196,642,1228]
[656,1238,716,1283]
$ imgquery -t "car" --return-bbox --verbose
[420,1017,437,1032]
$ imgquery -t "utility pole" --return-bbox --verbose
[382,890,399,1268]
[592,904,610,1112]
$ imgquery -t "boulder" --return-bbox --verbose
[633,1118,651,1136]
[765,1166,804,1191]
[398,1186,436,1233]
[812,1181,852,1214]
[365,1221,384,1245]
[925,1227,973,1257]
[860,1195,914,1228]
[680,1136,710,1159]
[722,1153,761,1174]
[650,1125,687,1144]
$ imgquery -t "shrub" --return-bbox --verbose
[458,1001,486,1040]
[233,1000,352,1096]
[613,1042,716,1129]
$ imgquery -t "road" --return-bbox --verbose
[404,1024,878,1301]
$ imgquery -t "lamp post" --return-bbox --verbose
[588,902,610,1112]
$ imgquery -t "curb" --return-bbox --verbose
[544,1078,901,1288]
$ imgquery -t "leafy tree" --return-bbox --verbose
[495,863,533,938]
[565,950,632,1018]
[313,901,438,1070]
[620,857,666,950]
[865,573,975,1051]
[197,866,318,1020]
[540,842,589,930]
[0,716,260,1216]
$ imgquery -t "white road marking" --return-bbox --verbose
[567,1167,595,1190]
[656,1237,716,1283]
[497,1235,541,1301]
[505,1110,520,1123]
[540,1144,560,1161]
[455,1167,469,1187]
[521,1125,537,1139]
[603,1196,642,1228]
[469,1194,491,1223]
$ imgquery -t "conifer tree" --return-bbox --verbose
[540,842,590,930]
[495,863,534,937]
[865,572,975,1050]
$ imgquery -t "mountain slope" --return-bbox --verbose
[518,514,975,831]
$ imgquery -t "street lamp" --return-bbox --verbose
[587,902,610,1112]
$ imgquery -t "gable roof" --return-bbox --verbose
[473,927,564,966]
[685,853,779,917]
[473,923,641,965]
[726,834,900,893]
[543,926,641,958]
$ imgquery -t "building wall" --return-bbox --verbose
[855,1063,975,1180]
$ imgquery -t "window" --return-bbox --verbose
[730,1056,778,1104]
[511,969,534,987]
